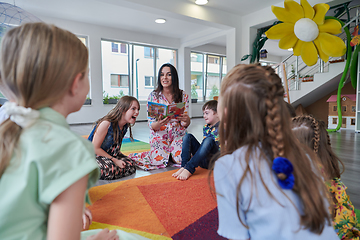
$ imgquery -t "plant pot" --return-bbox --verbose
[191,99,198,103]
[301,77,313,82]
[84,99,91,105]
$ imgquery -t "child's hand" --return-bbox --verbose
[82,207,92,230]
[113,159,126,169]
[86,228,119,240]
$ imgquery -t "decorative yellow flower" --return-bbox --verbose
[265,0,346,66]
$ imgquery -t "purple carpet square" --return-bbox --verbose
[171,207,226,240]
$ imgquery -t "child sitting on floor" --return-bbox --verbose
[292,115,360,239]
[88,96,139,180]
[213,64,338,239]
[173,100,220,180]
[0,22,118,240]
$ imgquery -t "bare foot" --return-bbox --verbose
[172,167,184,178]
[177,169,192,181]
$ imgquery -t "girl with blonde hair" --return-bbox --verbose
[213,64,338,239]
[0,22,120,240]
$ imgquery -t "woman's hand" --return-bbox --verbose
[113,158,126,169]
[177,114,190,128]
[82,207,92,230]
[151,117,170,131]
[86,228,119,240]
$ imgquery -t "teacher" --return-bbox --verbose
[130,63,190,170]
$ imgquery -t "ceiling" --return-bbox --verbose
[2,0,293,57]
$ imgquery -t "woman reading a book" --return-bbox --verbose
[129,63,190,170]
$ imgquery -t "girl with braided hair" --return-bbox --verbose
[213,64,338,239]
[292,115,360,239]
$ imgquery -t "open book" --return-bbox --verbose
[148,101,185,120]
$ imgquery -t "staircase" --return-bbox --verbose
[289,61,346,107]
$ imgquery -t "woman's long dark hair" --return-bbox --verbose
[154,63,183,103]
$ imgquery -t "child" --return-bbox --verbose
[292,115,360,239]
[172,100,220,180]
[213,64,338,239]
[0,23,118,240]
[88,96,139,180]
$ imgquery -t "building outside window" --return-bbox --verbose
[333,106,337,111]
[333,118,337,124]
[342,106,347,112]
[101,40,177,103]
[111,74,129,87]
[352,105,356,112]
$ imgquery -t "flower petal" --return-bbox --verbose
[293,39,304,56]
[272,5,302,24]
[284,0,304,20]
[314,38,329,62]
[301,0,314,19]
[279,33,298,49]
[301,41,318,66]
[317,32,346,57]
[318,19,342,34]
[265,23,294,39]
[312,3,329,25]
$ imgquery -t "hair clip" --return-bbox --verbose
[272,157,295,190]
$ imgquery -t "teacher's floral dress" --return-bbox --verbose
[326,178,360,240]
[129,91,189,170]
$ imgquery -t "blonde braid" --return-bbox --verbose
[263,67,285,158]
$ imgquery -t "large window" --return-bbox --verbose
[101,40,177,103]
[101,40,130,99]
[191,52,226,101]
[77,35,91,104]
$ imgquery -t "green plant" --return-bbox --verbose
[209,85,219,100]
[103,91,123,104]
[191,84,198,99]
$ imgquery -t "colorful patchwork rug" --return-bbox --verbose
[87,167,224,240]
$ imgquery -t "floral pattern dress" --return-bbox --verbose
[326,178,360,240]
[129,91,189,170]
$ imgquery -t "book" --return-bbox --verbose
[148,101,186,120]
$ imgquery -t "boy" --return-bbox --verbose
[172,100,220,180]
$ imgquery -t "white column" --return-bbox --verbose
[178,46,192,117]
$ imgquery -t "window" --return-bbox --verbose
[144,47,158,58]
[191,52,226,101]
[332,118,337,124]
[102,40,176,102]
[77,35,91,103]
[342,106,347,112]
[352,105,356,112]
[112,42,118,53]
[120,43,127,54]
[206,55,221,101]
[333,106,337,111]
[145,76,154,87]
[111,74,129,87]
[101,40,130,99]
[351,118,356,125]
[111,42,127,54]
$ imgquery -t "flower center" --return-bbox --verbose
[294,18,319,42]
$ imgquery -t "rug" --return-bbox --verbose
[87,167,224,240]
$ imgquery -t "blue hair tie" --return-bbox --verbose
[272,157,295,190]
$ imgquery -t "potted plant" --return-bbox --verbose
[103,90,125,104]
[191,84,198,103]
[209,85,219,100]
